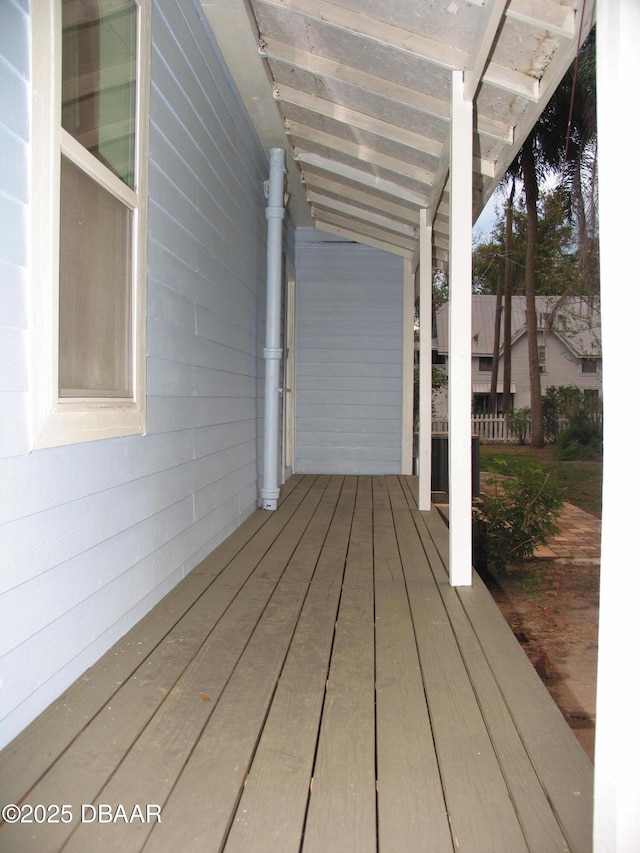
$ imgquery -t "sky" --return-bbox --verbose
[473,194,501,243]
[473,173,560,245]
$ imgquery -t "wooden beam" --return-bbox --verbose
[261,37,513,142]
[464,0,510,101]
[507,0,575,39]
[300,174,422,224]
[313,219,413,258]
[259,0,542,100]
[295,151,430,207]
[308,192,417,238]
[285,120,436,185]
[312,209,416,252]
[283,99,491,181]
[483,62,540,100]
[260,37,452,120]
[257,0,467,70]
[275,84,443,160]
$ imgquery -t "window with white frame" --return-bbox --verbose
[538,347,546,373]
[31,0,150,448]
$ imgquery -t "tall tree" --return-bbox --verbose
[521,136,544,445]
[502,178,516,415]
[509,28,596,445]
[489,261,502,415]
[541,28,598,297]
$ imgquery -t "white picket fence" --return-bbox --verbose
[430,414,581,443]
[431,415,534,443]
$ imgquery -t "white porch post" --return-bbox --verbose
[402,259,415,475]
[593,1,640,849]
[448,70,473,586]
[418,209,432,510]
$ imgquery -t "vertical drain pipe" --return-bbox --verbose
[261,148,286,510]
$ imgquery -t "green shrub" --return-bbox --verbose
[505,407,531,445]
[543,385,603,457]
[554,410,602,460]
[542,387,563,442]
[474,459,563,571]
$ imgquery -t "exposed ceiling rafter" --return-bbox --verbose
[259,37,513,143]
[205,0,595,261]
[274,84,444,160]
[464,0,510,101]
[285,120,436,186]
[313,218,415,259]
[508,0,576,39]
[313,209,416,251]
[256,0,544,98]
[295,150,431,207]
[302,174,427,225]
[308,192,417,237]
[255,0,467,69]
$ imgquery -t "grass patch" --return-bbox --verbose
[479,444,602,518]
[516,568,547,597]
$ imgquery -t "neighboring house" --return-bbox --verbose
[433,295,602,416]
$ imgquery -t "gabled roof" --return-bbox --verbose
[435,294,602,356]
[204,0,595,266]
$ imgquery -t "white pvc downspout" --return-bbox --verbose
[261,148,286,511]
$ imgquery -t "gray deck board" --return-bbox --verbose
[386,479,529,852]
[0,475,593,853]
[224,477,356,853]
[142,475,334,853]
[371,477,452,852]
[302,477,377,853]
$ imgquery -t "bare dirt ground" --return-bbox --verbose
[478,501,601,761]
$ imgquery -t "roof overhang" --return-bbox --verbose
[203,0,595,266]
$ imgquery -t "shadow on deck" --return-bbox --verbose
[0,475,593,852]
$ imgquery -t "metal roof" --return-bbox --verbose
[204,0,595,266]
[436,294,602,355]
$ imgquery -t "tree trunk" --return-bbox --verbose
[490,265,502,415]
[502,180,515,414]
[522,138,544,447]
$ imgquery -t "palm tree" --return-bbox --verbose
[555,28,598,296]
[520,136,544,445]
[502,178,516,416]
[508,28,596,446]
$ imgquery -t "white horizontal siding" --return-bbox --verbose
[0,0,30,460]
[540,333,602,395]
[295,240,404,474]
[493,334,602,410]
[0,0,273,748]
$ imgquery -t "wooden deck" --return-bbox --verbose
[0,475,593,852]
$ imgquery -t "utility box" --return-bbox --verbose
[431,432,480,498]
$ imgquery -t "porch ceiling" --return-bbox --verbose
[204,0,594,266]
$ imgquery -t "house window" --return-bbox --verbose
[473,394,490,414]
[582,358,598,373]
[538,345,546,373]
[31,0,150,448]
[478,356,493,372]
